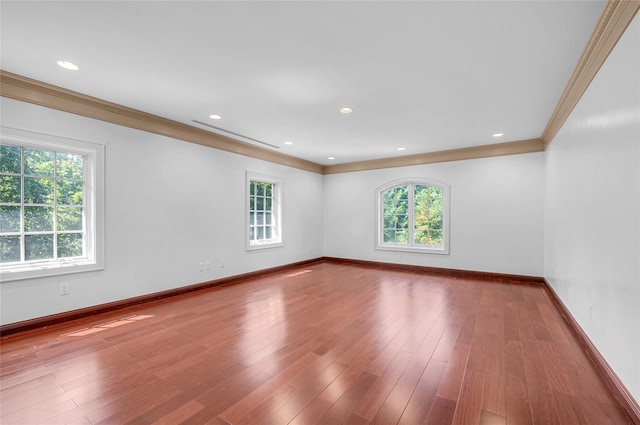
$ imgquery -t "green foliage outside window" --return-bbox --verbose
[382,183,444,248]
[0,144,84,263]
[413,185,443,247]
[249,180,274,242]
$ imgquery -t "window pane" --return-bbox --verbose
[25,234,53,261]
[430,230,443,246]
[256,196,264,210]
[0,175,21,203]
[383,189,396,210]
[256,182,264,196]
[265,212,272,225]
[249,196,255,210]
[0,206,20,233]
[250,182,255,196]
[57,180,83,205]
[265,184,272,197]
[58,233,83,258]
[265,197,272,211]
[56,153,83,180]
[396,214,408,229]
[265,226,272,239]
[383,215,396,229]
[383,229,395,243]
[396,229,409,244]
[0,235,20,263]
[414,185,443,238]
[24,206,53,231]
[24,148,54,176]
[414,229,429,245]
[24,177,53,204]
[257,226,264,240]
[257,212,264,225]
[0,145,21,174]
[250,212,255,225]
[57,207,83,231]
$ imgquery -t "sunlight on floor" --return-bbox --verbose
[60,314,154,337]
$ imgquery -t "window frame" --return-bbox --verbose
[0,127,105,281]
[245,171,283,251]
[375,178,450,255]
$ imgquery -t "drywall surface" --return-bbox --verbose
[323,152,545,276]
[544,15,639,401]
[0,98,324,325]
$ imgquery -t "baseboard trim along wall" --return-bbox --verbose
[543,279,640,425]
[321,256,546,284]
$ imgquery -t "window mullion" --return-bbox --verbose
[53,150,58,260]
[408,183,415,247]
[20,146,25,262]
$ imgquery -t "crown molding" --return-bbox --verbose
[0,71,546,175]
[323,139,544,174]
[541,0,640,148]
[0,70,324,174]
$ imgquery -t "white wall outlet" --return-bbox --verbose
[199,262,205,271]
[59,283,70,295]
[205,261,211,270]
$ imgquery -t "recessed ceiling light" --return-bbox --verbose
[397,147,406,151]
[284,141,293,145]
[492,132,504,137]
[340,107,353,114]
[57,60,79,71]
[209,114,222,120]
[328,156,335,160]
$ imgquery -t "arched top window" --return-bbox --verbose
[375,179,449,254]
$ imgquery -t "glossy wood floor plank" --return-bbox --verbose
[1,263,636,424]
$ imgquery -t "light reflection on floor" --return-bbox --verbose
[60,314,154,337]
[239,286,287,370]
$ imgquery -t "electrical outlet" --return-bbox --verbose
[199,262,205,271]
[220,259,225,268]
[205,261,211,270]
[59,283,70,295]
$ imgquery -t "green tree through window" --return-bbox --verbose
[0,144,85,263]
[246,171,283,250]
[378,180,449,254]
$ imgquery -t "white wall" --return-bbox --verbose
[323,153,545,276]
[0,97,324,325]
[544,14,640,401]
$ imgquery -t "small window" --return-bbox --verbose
[246,172,283,250]
[0,127,104,281]
[376,179,449,254]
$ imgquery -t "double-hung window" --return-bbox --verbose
[0,127,104,281]
[376,179,450,254]
[246,172,283,250]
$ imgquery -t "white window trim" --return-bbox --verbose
[375,178,450,255]
[0,127,105,281]
[245,171,283,251]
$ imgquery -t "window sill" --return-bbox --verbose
[0,260,103,282]
[247,241,284,251]
[375,245,450,255]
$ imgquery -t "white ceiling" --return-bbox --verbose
[1,1,605,165]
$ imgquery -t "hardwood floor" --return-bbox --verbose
[0,262,634,424]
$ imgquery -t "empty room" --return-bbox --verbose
[1,1,639,424]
